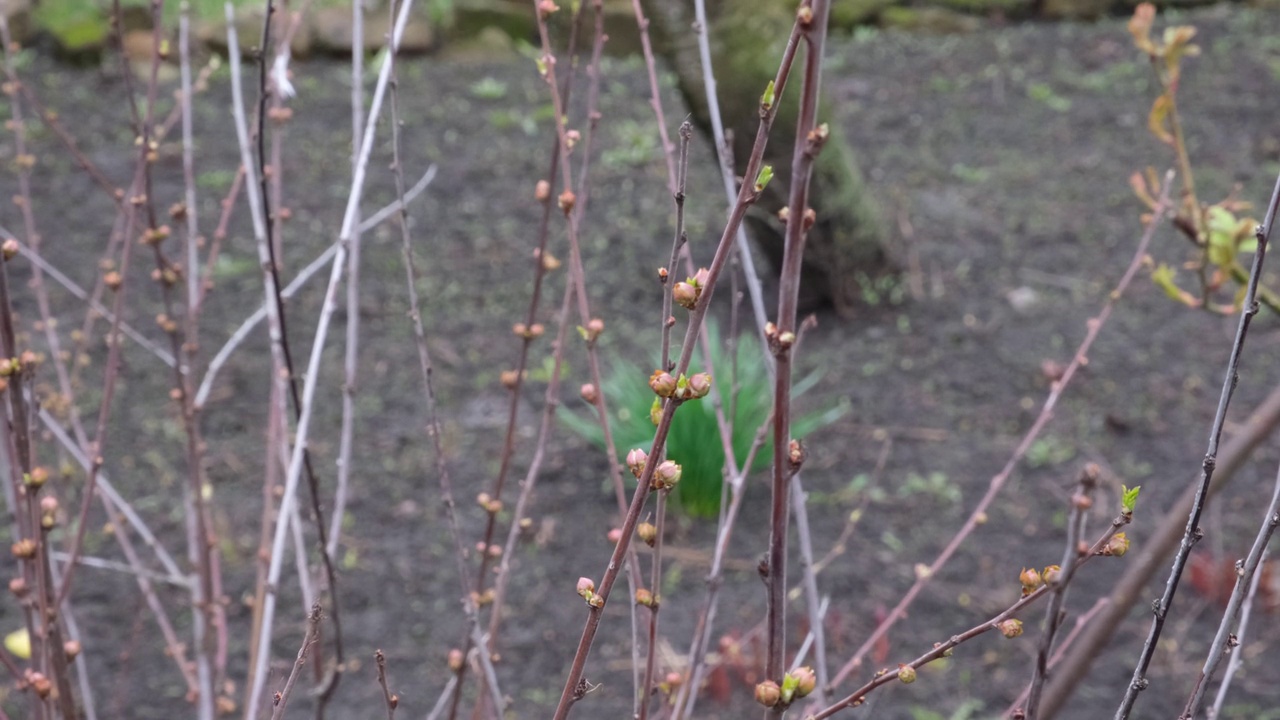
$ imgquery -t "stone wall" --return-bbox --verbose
[4,0,1266,62]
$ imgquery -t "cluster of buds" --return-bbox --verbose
[475,541,502,559]
[475,492,502,515]
[512,322,545,340]
[1101,532,1130,557]
[652,460,681,491]
[576,577,603,608]
[39,496,57,530]
[469,588,495,607]
[787,439,804,471]
[151,265,181,287]
[10,539,36,560]
[998,618,1024,639]
[634,588,657,608]
[672,268,710,310]
[0,356,21,377]
[776,206,818,232]
[581,318,604,342]
[23,669,51,699]
[138,225,171,246]
[626,448,648,478]
[754,667,816,708]
[23,466,48,489]
[648,371,712,401]
[763,321,796,351]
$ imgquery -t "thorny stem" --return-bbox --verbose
[829,171,1180,692]
[1113,169,1279,720]
[767,3,833,712]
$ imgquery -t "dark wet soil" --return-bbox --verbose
[7,4,1280,719]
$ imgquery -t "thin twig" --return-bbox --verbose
[1114,168,1279,720]
[1022,464,1100,720]
[375,650,397,720]
[270,603,322,720]
[1207,546,1268,719]
[1181,449,1280,717]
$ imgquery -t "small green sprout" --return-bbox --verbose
[1121,485,1141,514]
[754,165,774,193]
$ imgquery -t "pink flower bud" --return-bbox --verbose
[1103,532,1129,557]
[686,372,712,399]
[576,577,595,599]
[580,383,598,403]
[691,267,710,287]
[789,666,816,698]
[606,528,622,543]
[626,448,648,478]
[998,619,1024,639]
[755,680,781,707]
[1042,564,1062,586]
[653,460,682,490]
[673,282,699,310]
[649,370,677,398]
[1019,567,1042,596]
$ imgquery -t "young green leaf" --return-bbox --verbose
[1121,484,1141,514]
[754,165,774,193]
